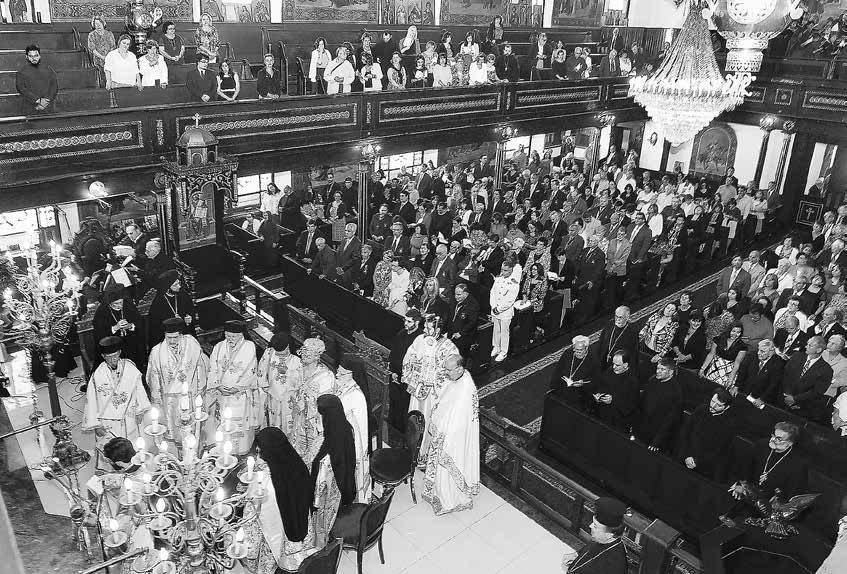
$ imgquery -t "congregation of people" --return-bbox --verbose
[15,16,664,113]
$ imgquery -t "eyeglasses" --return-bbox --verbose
[771,433,792,444]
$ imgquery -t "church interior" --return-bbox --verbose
[2,0,847,572]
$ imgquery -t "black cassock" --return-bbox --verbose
[92,299,144,368]
[146,290,197,349]
[587,370,639,432]
[568,539,627,574]
[550,348,602,410]
[633,376,683,451]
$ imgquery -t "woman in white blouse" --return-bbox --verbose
[138,39,168,89]
[459,31,480,58]
[323,46,354,94]
[432,52,453,87]
[308,37,330,94]
[468,54,489,85]
[104,34,140,90]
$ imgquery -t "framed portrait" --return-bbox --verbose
[689,122,738,178]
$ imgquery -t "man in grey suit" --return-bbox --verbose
[336,222,362,286]
[604,226,631,310]
[624,212,652,301]
[308,237,337,280]
[716,255,752,299]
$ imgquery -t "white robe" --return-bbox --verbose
[402,334,458,459]
[207,339,261,454]
[336,376,372,503]
[84,359,150,455]
[257,351,303,434]
[146,335,210,441]
[291,363,335,466]
[422,369,480,515]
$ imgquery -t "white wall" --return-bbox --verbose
[56,203,80,244]
[270,0,283,22]
[729,123,764,186]
[804,142,833,196]
[627,0,686,28]
[666,139,693,172]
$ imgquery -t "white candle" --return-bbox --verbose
[150,407,161,431]
[156,498,166,514]
[246,455,254,481]
[142,473,152,489]
[158,548,168,562]
[223,407,232,421]
[158,441,168,454]
[223,440,233,456]
[194,395,203,419]
[179,395,190,412]
[135,436,146,454]
[183,434,196,464]
[109,518,120,534]
[215,487,225,516]
[124,477,134,494]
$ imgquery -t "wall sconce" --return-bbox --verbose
[88,181,111,211]
[595,112,616,127]
[359,142,381,162]
[494,125,518,142]
[759,115,777,132]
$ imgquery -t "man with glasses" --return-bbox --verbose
[782,335,833,423]
[16,44,58,114]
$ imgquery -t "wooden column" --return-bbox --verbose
[778,129,815,229]
[753,127,772,188]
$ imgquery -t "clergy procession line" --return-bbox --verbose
[83,309,480,572]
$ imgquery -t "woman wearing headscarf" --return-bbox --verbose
[311,394,357,546]
[247,427,317,572]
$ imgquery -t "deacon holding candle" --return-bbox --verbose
[83,336,150,466]
[207,321,261,454]
[147,317,210,441]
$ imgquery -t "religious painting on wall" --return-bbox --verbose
[550,0,603,27]
[689,123,738,178]
[200,0,271,22]
[177,182,217,250]
[502,0,542,28]
[283,0,377,23]
[439,0,502,26]
[51,0,193,22]
[383,0,435,24]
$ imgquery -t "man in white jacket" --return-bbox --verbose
[490,260,520,363]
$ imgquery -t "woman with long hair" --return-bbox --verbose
[706,287,746,340]
[194,13,220,62]
[247,428,316,573]
[410,55,429,88]
[700,322,747,390]
[387,256,411,314]
[372,249,394,307]
[485,15,504,54]
[311,394,357,546]
[308,36,330,94]
[437,29,454,58]
[359,52,383,92]
[419,276,448,320]
[216,58,240,100]
[432,52,453,87]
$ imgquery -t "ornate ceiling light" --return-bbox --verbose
[629,1,750,146]
[706,0,804,75]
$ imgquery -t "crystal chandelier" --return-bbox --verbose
[98,407,264,574]
[629,0,751,146]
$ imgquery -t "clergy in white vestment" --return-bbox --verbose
[257,331,302,434]
[147,317,210,441]
[291,338,335,466]
[422,354,480,515]
[84,337,150,463]
[207,320,261,454]
[403,314,458,461]
[246,427,318,573]
[334,357,371,503]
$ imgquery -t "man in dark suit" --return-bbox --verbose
[119,222,148,258]
[467,201,490,231]
[816,238,847,270]
[625,211,652,301]
[446,283,480,357]
[488,190,509,218]
[548,179,566,212]
[807,307,847,341]
[782,336,833,422]
[593,306,639,368]
[295,219,321,263]
[474,155,494,180]
[351,244,378,296]
[369,203,393,243]
[429,201,454,243]
[735,338,786,406]
[416,166,433,201]
[598,48,620,77]
[678,388,738,483]
[383,222,411,259]
[775,276,816,316]
[573,235,606,325]
[476,233,504,288]
[430,243,458,292]
[430,168,446,203]
[715,255,752,299]
[774,315,809,357]
[561,221,585,263]
[308,237,337,279]
[587,349,639,432]
[335,222,362,286]
[186,54,217,102]
[394,191,416,225]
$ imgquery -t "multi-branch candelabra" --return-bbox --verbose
[102,405,263,574]
[2,237,81,416]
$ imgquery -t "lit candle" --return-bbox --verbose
[183,434,196,464]
[223,440,233,456]
[179,395,190,412]
[150,407,161,432]
[158,441,168,454]
[156,498,166,514]
[124,477,134,494]
[159,548,168,562]
[109,518,120,536]
[194,395,203,419]
[246,455,255,481]
[3,288,11,302]
[135,436,146,454]
[223,407,232,426]
[215,487,225,517]
[142,473,152,492]
[215,430,223,446]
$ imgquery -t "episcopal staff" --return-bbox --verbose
[561,497,628,573]
[146,318,210,441]
[83,337,150,465]
[207,321,261,454]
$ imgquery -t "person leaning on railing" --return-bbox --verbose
[103,34,140,90]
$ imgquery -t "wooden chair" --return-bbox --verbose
[328,491,395,574]
[368,410,425,503]
[290,537,343,574]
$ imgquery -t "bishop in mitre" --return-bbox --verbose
[208,320,261,454]
[147,317,210,441]
[257,331,302,433]
[83,336,150,465]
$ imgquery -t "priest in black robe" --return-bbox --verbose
[92,288,144,370]
[562,497,628,574]
[550,335,602,411]
[678,388,738,483]
[593,306,639,368]
[146,270,196,349]
[388,309,422,434]
[587,350,639,433]
[730,422,808,502]
[633,358,683,453]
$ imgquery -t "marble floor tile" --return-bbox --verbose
[469,502,560,566]
[426,528,512,574]
[389,497,466,556]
